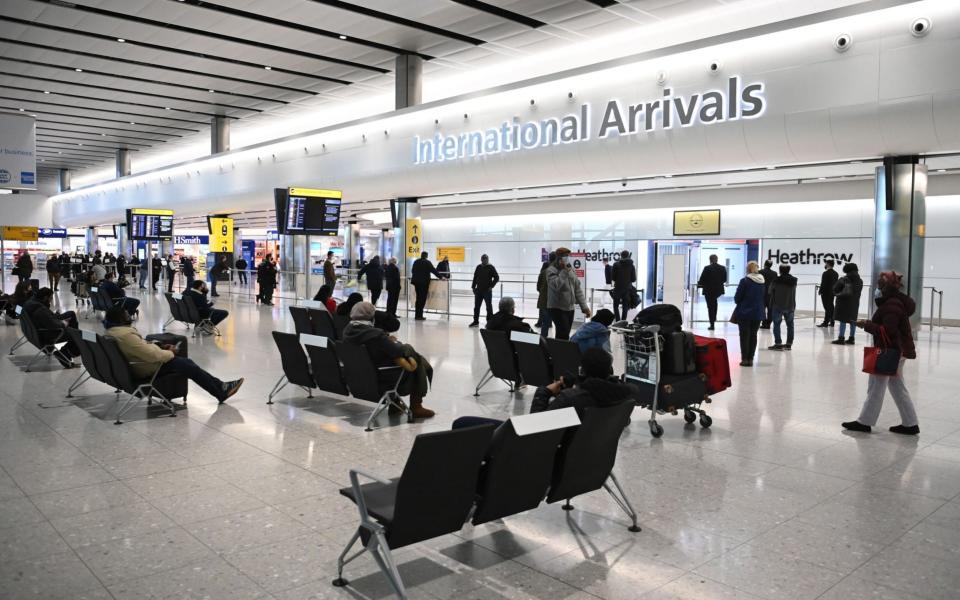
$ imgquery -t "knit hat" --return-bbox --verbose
[350,301,376,321]
[581,347,613,378]
[592,308,615,327]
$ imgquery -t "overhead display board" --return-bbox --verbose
[274,187,342,236]
[674,209,721,236]
[0,114,36,190]
[208,217,234,252]
[127,208,174,240]
[1,226,39,241]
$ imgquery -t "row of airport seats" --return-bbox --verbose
[476,329,583,394]
[162,292,221,337]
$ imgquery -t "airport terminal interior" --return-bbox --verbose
[2,1,960,599]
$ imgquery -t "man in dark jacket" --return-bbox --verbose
[436,256,451,280]
[358,255,385,306]
[411,251,441,321]
[185,280,228,333]
[234,257,248,285]
[257,255,277,305]
[469,254,500,327]
[100,271,140,317]
[208,256,229,297]
[342,301,435,418]
[832,262,863,345]
[384,257,401,316]
[817,259,839,328]
[610,251,637,321]
[23,287,78,368]
[485,297,532,334]
[759,259,777,329]
[323,251,337,289]
[767,265,797,351]
[697,254,727,330]
[603,258,612,286]
[151,255,162,291]
[15,252,33,283]
[181,256,196,290]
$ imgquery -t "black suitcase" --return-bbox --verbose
[145,333,188,358]
[633,373,707,413]
[145,333,189,401]
[661,331,696,375]
[633,303,682,333]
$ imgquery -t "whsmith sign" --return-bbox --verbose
[414,76,765,165]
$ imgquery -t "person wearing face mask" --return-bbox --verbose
[842,271,919,435]
[546,248,592,340]
[469,254,500,328]
[384,256,401,316]
[184,280,229,334]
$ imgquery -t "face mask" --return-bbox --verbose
[560,256,570,265]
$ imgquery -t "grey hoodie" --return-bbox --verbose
[546,260,588,312]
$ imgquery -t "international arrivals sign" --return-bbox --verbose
[414,76,765,165]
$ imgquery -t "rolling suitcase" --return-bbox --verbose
[693,334,731,394]
[633,372,707,413]
[661,331,696,375]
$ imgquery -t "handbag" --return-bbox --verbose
[729,308,739,324]
[863,328,900,375]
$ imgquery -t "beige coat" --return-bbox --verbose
[105,325,174,378]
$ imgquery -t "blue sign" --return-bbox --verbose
[20,171,34,186]
[174,235,209,245]
[39,228,67,238]
[267,229,280,241]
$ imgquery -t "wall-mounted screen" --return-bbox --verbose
[274,188,342,236]
[673,209,721,236]
[127,208,174,240]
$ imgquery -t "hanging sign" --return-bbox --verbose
[405,217,422,258]
[1,226,39,241]
[208,217,234,252]
[436,246,465,262]
[0,114,36,190]
[39,228,68,238]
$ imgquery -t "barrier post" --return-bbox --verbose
[813,284,820,323]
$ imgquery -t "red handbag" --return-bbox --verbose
[862,328,900,376]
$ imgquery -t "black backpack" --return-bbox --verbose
[633,303,682,333]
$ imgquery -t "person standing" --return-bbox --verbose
[842,271,919,435]
[546,248,591,340]
[384,256,401,316]
[235,256,248,285]
[209,256,229,297]
[732,261,766,367]
[181,256,196,290]
[15,251,33,283]
[817,259,839,328]
[46,253,61,291]
[164,254,176,293]
[759,259,777,329]
[323,251,337,290]
[602,258,612,287]
[536,253,555,338]
[469,254,500,328]
[697,254,727,330]
[610,250,637,321]
[115,254,126,284]
[257,255,277,306]
[767,265,797,351]
[832,262,864,345]
[436,256,451,279]
[358,255,385,306]
[150,254,162,291]
[410,251,441,321]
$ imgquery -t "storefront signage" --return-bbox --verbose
[436,246,465,262]
[0,113,36,190]
[766,247,854,266]
[39,228,68,238]
[414,76,764,165]
[175,235,209,245]
[208,217,234,253]
[405,217,422,258]
[1,226,39,241]
[674,209,721,236]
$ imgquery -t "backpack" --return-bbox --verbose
[633,303,683,333]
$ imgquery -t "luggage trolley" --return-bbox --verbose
[612,323,712,438]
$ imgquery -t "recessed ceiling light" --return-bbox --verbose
[75,68,83,72]
[130,121,136,125]
[116,38,125,43]
[663,174,672,178]
[18,108,24,111]
[264,66,272,70]
[208,89,215,93]
[938,169,947,172]
[101,133,106,136]
[339,34,347,40]
[57,151,62,154]
[43,90,50,94]
[78,143,83,146]
[818,177,826,180]
[164,107,171,110]
[766,166,775,170]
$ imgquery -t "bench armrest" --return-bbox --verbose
[348,468,392,527]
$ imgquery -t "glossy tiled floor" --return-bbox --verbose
[2,285,959,600]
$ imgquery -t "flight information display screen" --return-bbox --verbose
[126,209,174,240]
[276,188,342,236]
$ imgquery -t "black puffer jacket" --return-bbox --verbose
[833,272,863,322]
[610,258,636,293]
[531,376,636,415]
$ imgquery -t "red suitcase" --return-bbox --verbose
[693,335,731,394]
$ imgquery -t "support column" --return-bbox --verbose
[279,234,306,299]
[395,55,423,110]
[84,227,99,255]
[379,228,391,260]
[116,149,131,178]
[57,169,70,193]
[115,224,128,258]
[211,116,230,154]
[874,156,926,329]
[344,221,359,269]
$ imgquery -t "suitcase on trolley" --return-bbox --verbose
[632,372,707,413]
[693,334,731,394]
[661,331,696,375]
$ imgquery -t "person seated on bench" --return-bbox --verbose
[3,280,33,323]
[184,280,229,333]
[342,301,436,419]
[453,347,635,428]
[485,297,533,334]
[312,284,337,313]
[100,271,140,317]
[570,308,615,354]
[336,292,363,317]
[103,306,243,403]
[24,287,79,368]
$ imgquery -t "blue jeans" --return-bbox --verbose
[772,308,794,346]
[539,308,552,338]
[838,321,856,339]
